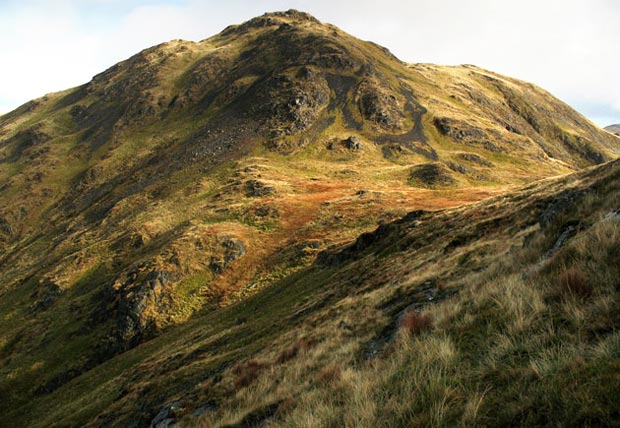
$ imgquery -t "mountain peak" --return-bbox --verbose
[260,9,321,23]
[220,9,321,36]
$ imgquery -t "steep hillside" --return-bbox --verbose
[5,153,620,428]
[0,10,619,426]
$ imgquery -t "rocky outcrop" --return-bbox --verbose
[245,179,276,197]
[150,402,184,428]
[408,163,456,188]
[0,216,13,237]
[456,152,493,167]
[0,124,51,163]
[538,189,585,228]
[356,78,405,130]
[210,237,247,274]
[222,9,321,36]
[365,279,460,359]
[343,135,362,150]
[433,117,496,147]
[256,67,330,138]
[115,266,176,349]
[317,210,429,266]
[326,135,363,151]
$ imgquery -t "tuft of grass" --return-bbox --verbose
[399,311,433,336]
[557,267,592,299]
[275,339,312,365]
[317,364,342,385]
[233,359,272,389]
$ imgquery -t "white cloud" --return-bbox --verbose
[299,0,620,125]
[0,0,619,126]
[0,1,101,109]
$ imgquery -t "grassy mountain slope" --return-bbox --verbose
[5,154,620,428]
[0,10,619,426]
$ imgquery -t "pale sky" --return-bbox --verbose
[1,0,618,127]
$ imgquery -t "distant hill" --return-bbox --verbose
[605,123,620,135]
[1,10,620,426]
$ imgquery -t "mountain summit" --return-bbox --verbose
[0,10,619,427]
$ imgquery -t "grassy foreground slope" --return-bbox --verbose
[183,158,620,428]
[185,158,620,428]
[5,158,619,427]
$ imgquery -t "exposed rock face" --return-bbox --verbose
[150,402,184,428]
[223,237,247,261]
[434,117,486,141]
[603,209,620,221]
[446,161,468,174]
[538,189,585,228]
[222,9,321,36]
[103,233,249,348]
[433,117,502,151]
[317,210,429,266]
[256,67,330,137]
[115,267,175,348]
[356,78,406,130]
